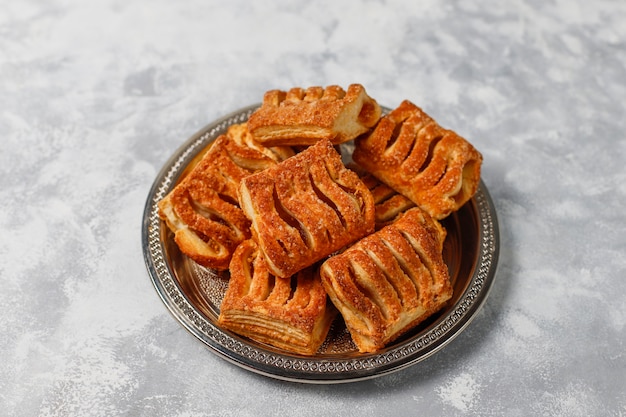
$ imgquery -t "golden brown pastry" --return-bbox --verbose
[247,84,382,146]
[319,207,452,353]
[238,139,376,278]
[352,100,482,219]
[349,164,416,229]
[158,123,294,270]
[226,123,296,165]
[218,239,337,355]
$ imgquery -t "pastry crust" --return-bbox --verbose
[319,207,452,353]
[247,84,382,146]
[353,100,482,219]
[238,139,376,278]
[349,163,416,229]
[218,239,337,355]
[158,123,294,270]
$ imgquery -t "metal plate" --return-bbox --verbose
[142,104,500,383]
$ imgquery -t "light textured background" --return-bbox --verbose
[2,0,625,416]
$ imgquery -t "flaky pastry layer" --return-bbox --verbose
[247,84,382,146]
[219,239,337,355]
[320,207,452,353]
[353,100,482,219]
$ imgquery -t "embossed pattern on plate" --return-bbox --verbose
[142,105,500,383]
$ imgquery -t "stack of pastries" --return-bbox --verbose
[158,84,482,355]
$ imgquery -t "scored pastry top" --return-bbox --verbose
[218,239,337,356]
[319,207,452,353]
[353,100,482,220]
[158,123,294,270]
[247,84,382,146]
[238,139,376,278]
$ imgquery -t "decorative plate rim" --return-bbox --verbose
[141,104,500,384]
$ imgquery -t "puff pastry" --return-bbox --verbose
[238,139,376,278]
[319,207,452,353]
[158,123,294,270]
[247,84,382,146]
[218,239,337,355]
[349,164,416,229]
[353,100,482,219]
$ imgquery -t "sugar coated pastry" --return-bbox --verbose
[158,123,294,270]
[218,239,337,355]
[349,163,416,229]
[319,207,452,353]
[353,100,482,219]
[238,139,376,278]
[247,84,382,146]
[160,84,485,355]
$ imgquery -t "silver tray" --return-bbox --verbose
[142,104,500,383]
